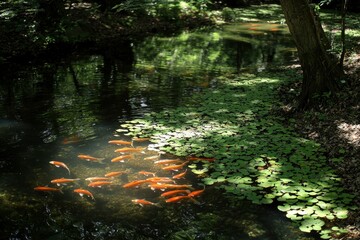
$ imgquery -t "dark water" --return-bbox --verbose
[0,23,317,240]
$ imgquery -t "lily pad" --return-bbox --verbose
[333,207,348,219]
[299,218,325,233]
[203,178,216,185]
[278,204,291,212]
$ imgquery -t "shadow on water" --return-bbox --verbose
[0,23,318,239]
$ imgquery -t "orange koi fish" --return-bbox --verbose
[161,161,189,171]
[165,195,191,203]
[108,140,132,145]
[138,171,156,177]
[145,177,175,184]
[62,135,81,145]
[166,195,200,204]
[88,181,112,188]
[149,183,193,191]
[74,188,95,200]
[172,169,187,179]
[49,161,71,175]
[146,177,172,181]
[34,186,63,193]
[186,156,215,162]
[85,177,110,182]
[154,159,183,165]
[111,154,134,162]
[123,180,150,188]
[77,154,105,163]
[131,199,159,207]
[160,190,191,198]
[105,171,128,178]
[51,178,80,186]
[188,188,205,198]
[114,147,145,153]
[144,155,159,161]
[132,137,150,142]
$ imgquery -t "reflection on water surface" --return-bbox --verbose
[0,23,317,239]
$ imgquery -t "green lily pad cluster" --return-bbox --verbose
[120,72,356,237]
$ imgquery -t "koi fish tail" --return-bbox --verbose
[153,202,162,208]
[98,158,106,164]
[189,197,201,205]
[73,179,82,186]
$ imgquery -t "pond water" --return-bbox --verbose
[0,22,318,239]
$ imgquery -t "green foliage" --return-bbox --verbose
[113,0,210,20]
[0,0,68,56]
[319,0,335,7]
[121,71,357,236]
[0,0,39,36]
[217,4,285,23]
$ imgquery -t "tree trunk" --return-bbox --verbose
[339,0,348,71]
[279,0,343,109]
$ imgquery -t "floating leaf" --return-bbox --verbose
[203,178,216,185]
[286,210,302,221]
[192,168,209,175]
[299,218,325,233]
[278,204,291,212]
[297,207,314,216]
[333,208,348,219]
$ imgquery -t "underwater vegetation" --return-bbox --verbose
[120,71,357,239]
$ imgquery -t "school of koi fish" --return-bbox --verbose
[34,137,215,207]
